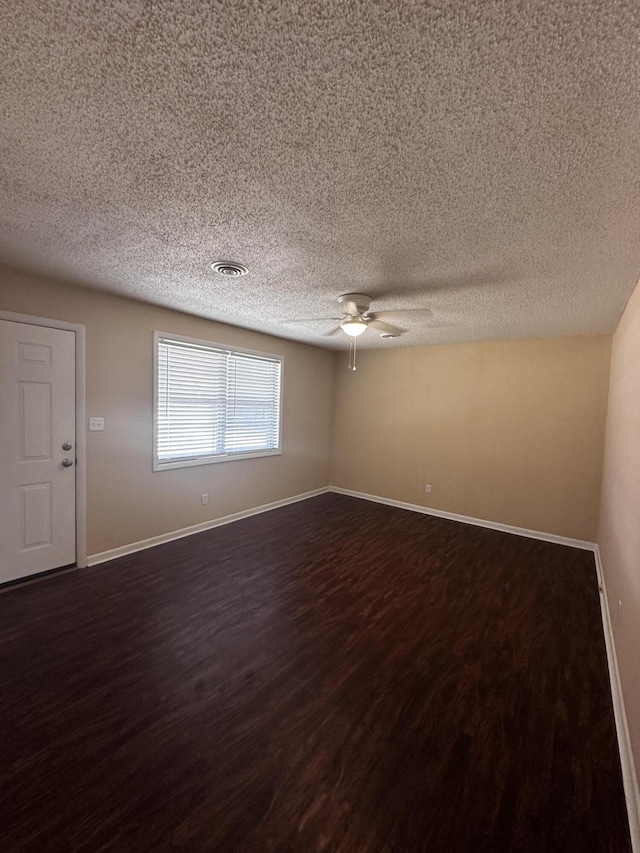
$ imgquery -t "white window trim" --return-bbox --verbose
[153,331,284,472]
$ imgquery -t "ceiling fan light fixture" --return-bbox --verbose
[340,317,368,337]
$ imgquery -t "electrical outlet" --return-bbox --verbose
[89,417,104,431]
[202,493,208,505]
[425,484,432,494]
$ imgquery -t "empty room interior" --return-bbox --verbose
[1,1,639,851]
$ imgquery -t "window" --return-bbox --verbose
[153,332,283,470]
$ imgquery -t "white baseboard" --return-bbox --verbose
[328,486,596,550]
[87,487,331,566]
[89,484,596,571]
[594,546,640,852]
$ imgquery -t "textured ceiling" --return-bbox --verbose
[1,0,639,350]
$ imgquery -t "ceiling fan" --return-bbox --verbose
[296,293,433,339]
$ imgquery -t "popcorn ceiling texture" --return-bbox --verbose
[0,0,639,349]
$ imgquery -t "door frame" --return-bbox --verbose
[0,310,87,569]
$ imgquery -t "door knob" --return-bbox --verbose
[61,458,74,468]
[62,442,72,451]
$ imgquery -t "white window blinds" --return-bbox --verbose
[154,333,282,469]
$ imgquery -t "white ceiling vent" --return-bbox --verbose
[211,261,249,277]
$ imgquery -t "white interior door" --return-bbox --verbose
[0,320,76,584]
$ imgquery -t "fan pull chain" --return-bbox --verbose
[347,336,357,370]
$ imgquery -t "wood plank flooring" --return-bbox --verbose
[0,493,630,852]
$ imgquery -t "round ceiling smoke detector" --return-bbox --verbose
[211,261,249,277]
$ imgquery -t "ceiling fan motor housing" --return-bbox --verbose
[337,293,371,316]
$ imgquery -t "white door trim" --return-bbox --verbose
[0,311,87,569]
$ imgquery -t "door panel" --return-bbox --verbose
[21,483,53,548]
[0,320,76,584]
[20,382,52,458]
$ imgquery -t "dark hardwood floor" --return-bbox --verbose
[0,493,630,852]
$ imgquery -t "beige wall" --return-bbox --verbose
[0,264,616,558]
[331,336,611,541]
[599,278,640,780]
[0,266,334,556]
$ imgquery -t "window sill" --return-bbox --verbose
[153,448,282,472]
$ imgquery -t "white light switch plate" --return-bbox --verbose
[89,417,105,431]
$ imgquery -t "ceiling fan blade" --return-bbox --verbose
[369,265,513,300]
[323,325,342,336]
[373,308,433,320]
[367,318,404,336]
[284,316,342,324]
